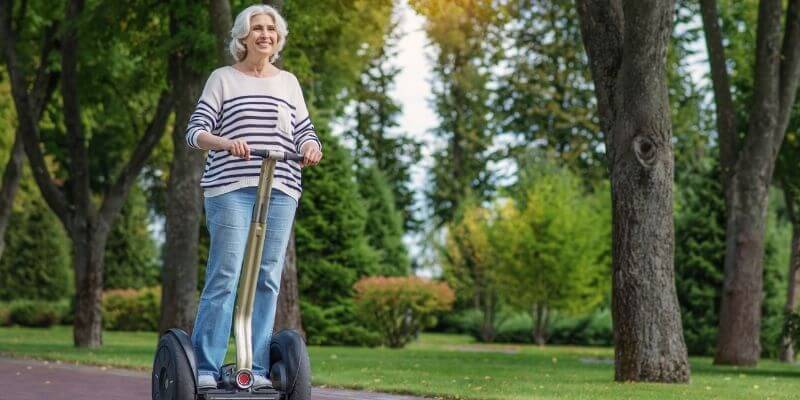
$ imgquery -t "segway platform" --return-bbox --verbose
[198,388,281,400]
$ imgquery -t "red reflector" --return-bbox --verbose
[237,372,251,386]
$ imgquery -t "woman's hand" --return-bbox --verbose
[301,141,323,167]
[227,138,251,160]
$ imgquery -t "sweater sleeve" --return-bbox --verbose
[289,74,322,153]
[185,69,224,149]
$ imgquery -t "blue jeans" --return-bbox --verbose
[192,187,297,380]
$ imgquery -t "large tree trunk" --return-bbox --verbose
[531,303,548,346]
[780,188,800,362]
[577,0,690,382]
[274,228,304,335]
[72,232,109,348]
[710,0,800,366]
[158,2,207,336]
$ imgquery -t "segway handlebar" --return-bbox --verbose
[251,149,304,162]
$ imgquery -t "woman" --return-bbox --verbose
[185,4,322,390]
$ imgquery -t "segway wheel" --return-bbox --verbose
[153,330,197,400]
[269,330,311,400]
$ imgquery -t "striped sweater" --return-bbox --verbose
[186,66,322,200]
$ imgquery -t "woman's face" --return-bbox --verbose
[245,13,278,60]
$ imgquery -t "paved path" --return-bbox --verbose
[0,357,426,400]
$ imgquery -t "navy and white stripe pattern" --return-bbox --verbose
[186,67,321,200]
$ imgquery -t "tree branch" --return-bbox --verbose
[699,0,738,187]
[775,0,800,156]
[0,0,70,222]
[96,89,174,239]
[62,0,91,235]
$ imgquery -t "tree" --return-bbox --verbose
[493,164,610,345]
[104,186,159,289]
[1,0,173,347]
[576,0,690,382]
[699,0,800,365]
[159,0,217,336]
[442,201,501,342]
[410,0,502,225]
[358,166,410,277]
[496,1,604,183]
[347,12,421,231]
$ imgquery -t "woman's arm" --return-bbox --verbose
[196,131,250,159]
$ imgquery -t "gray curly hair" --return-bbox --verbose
[229,5,288,63]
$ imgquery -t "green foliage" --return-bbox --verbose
[7,300,69,328]
[347,15,421,230]
[761,190,792,358]
[102,287,160,332]
[358,167,410,277]
[674,160,726,356]
[353,276,454,348]
[300,300,382,347]
[296,130,380,344]
[496,1,604,182]
[411,0,503,224]
[104,186,160,289]
[0,177,72,302]
[492,163,610,343]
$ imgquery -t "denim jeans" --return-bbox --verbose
[192,187,297,380]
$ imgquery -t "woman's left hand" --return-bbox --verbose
[300,141,323,167]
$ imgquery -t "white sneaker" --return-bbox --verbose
[253,374,273,389]
[197,374,218,390]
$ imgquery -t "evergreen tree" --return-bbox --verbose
[357,166,410,277]
[674,159,726,356]
[0,176,71,301]
[347,11,421,231]
[104,185,160,289]
[410,0,502,225]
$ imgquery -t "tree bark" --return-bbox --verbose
[709,0,800,366]
[577,0,690,382]
[0,131,25,260]
[159,3,206,335]
[274,227,304,335]
[210,0,234,65]
[780,187,800,363]
[532,303,548,346]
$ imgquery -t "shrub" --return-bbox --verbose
[301,301,382,347]
[353,276,455,348]
[0,303,11,326]
[8,300,69,327]
[102,287,160,331]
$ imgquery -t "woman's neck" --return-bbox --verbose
[237,56,276,77]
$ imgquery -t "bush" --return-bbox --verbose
[102,287,160,331]
[354,276,455,348]
[301,301,382,347]
[8,300,69,327]
[0,303,11,326]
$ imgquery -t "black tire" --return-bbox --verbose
[152,329,197,400]
[269,330,311,400]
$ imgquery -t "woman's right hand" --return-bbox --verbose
[227,139,250,160]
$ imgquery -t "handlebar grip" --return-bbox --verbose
[251,149,304,161]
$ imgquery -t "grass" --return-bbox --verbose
[1,326,800,399]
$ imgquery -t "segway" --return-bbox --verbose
[152,150,312,400]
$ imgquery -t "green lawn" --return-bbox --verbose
[1,326,799,399]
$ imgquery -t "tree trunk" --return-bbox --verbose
[532,303,548,346]
[577,0,690,382]
[0,133,24,260]
[72,229,109,348]
[712,0,799,366]
[158,2,207,336]
[274,228,304,335]
[780,188,800,363]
